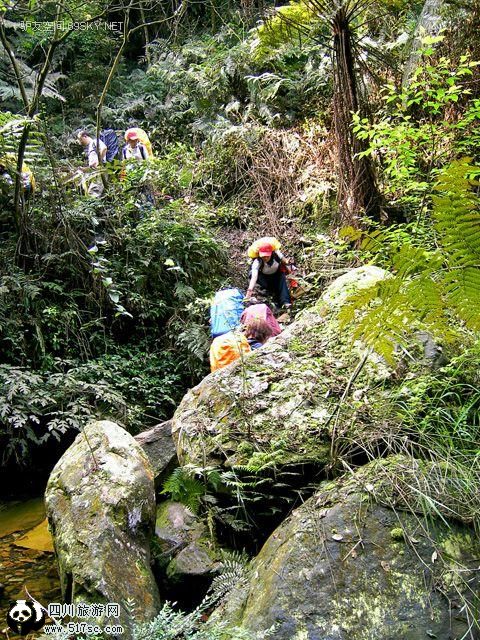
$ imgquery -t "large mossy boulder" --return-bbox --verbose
[171,266,395,471]
[45,420,160,636]
[216,456,480,640]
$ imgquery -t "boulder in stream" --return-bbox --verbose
[215,456,480,640]
[45,420,160,637]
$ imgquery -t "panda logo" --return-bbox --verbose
[7,599,45,635]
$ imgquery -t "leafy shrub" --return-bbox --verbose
[0,363,125,465]
[352,38,480,216]
[0,344,190,465]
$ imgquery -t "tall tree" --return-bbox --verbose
[258,0,384,225]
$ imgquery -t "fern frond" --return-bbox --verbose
[0,112,46,168]
[339,159,480,359]
[433,159,480,330]
[161,467,204,513]
[433,159,480,267]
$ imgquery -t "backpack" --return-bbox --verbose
[21,162,35,192]
[100,129,119,162]
[247,237,281,259]
[210,288,244,338]
[210,331,251,372]
[124,128,153,157]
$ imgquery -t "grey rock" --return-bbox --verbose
[155,501,219,579]
[45,420,160,638]
[135,420,177,486]
[217,457,480,640]
[171,267,392,470]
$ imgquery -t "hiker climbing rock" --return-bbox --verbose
[243,317,275,350]
[241,303,282,339]
[209,329,251,372]
[122,128,153,161]
[246,237,292,309]
[121,128,155,206]
[77,131,107,197]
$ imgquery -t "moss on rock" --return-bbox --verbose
[214,456,480,639]
[172,268,395,473]
[45,420,160,638]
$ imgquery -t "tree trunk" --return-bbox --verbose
[403,0,446,87]
[332,7,381,226]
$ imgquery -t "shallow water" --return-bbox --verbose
[0,498,61,639]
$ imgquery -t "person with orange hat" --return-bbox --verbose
[122,129,148,161]
[246,238,292,308]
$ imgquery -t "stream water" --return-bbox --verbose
[0,497,61,639]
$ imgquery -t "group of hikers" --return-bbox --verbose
[209,237,296,372]
[76,127,153,197]
[1,128,298,369]
[0,126,152,202]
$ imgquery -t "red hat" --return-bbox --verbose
[125,130,139,141]
[258,243,273,257]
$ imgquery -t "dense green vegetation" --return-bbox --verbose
[2,0,480,637]
[0,0,479,513]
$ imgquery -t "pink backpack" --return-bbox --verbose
[240,304,281,337]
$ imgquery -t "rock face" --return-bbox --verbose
[134,420,177,486]
[45,420,160,636]
[154,501,219,579]
[218,457,480,640]
[171,266,393,471]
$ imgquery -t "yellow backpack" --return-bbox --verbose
[247,237,281,259]
[22,162,35,192]
[209,331,251,372]
[1,155,35,192]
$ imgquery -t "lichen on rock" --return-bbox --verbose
[154,501,220,580]
[214,456,480,640]
[172,267,395,473]
[45,420,160,638]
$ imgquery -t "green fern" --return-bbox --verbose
[0,36,65,100]
[339,159,480,362]
[132,552,263,640]
[0,112,46,168]
[209,550,250,602]
[433,160,480,330]
[161,467,205,513]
